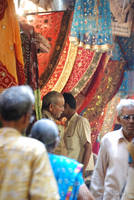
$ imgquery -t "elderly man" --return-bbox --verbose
[42,91,66,155]
[90,99,134,200]
[30,118,95,200]
[0,85,59,200]
[62,92,94,178]
[121,139,134,200]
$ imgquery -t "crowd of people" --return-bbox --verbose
[0,85,134,200]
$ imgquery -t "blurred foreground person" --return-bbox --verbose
[0,85,59,200]
[121,139,134,200]
[30,118,95,200]
[90,99,134,200]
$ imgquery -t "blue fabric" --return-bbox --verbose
[111,41,124,61]
[117,33,134,70]
[128,153,133,164]
[49,153,84,200]
[70,0,112,48]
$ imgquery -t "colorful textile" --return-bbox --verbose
[79,58,124,115]
[49,153,84,200]
[20,23,39,90]
[41,38,77,98]
[0,127,59,200]
[0,0,25,91]
[53,41,77,93]
[70,0,113,51]
[20,22,42,119]
[71,52,102,97]
[100,95,120,139]
[116,33,134,70]
[118,70,134,97]
[63,49,100,95]
[78,53,110,114]
[29,11,72,89]
[78,58,125,146]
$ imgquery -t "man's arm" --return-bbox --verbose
[78,184,95,200]
[90,138,109,200]
[82,141,91,178]
[30,145,59,200]
[78,117,92,177]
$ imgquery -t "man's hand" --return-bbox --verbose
[78,184,95,200]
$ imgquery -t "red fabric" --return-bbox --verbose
[78,53,107,113]
[30,12,64,76]
[41,37,70,98]
[0,0,8,20]
[79,59,125,150]
[0,61,17,88]
[63,48,94,92]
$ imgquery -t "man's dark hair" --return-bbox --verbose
[42,91,63,111]
[63,92,76,109]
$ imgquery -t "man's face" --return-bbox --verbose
[51,96,64,119]
[118,106,134,141]
[61,103,70,119]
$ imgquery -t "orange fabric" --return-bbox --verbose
[0,0,25,91]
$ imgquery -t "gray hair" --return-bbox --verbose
[42,91,63,111]
[30,119,59,152]
[0,85,35,121]
[116,99,134,116]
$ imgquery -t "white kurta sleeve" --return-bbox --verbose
[90,137,109,200]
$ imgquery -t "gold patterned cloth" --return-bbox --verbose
[0,127,59,200]
[42,110,67,156]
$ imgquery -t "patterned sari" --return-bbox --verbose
[49,154,84,200]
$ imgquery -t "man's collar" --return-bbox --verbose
[69,112,78,121]
[0,127,21,137]
[118,128,129,144]
[42,110,55,121]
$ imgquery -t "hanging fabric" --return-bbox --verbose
[70,0,113,52]
[0,0,25,92]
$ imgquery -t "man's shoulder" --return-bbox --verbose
[102,129,122,142]
[75,113,89,123]
[15,136,46,155]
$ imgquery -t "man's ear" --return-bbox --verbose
[21,113,30,124]
[117,115,121,124]
[49,104,53,112]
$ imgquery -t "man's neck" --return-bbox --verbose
[122,129,133,142]
[68,111,76,120]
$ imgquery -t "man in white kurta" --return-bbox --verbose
[90,129,129,200]
[91,99,134,200]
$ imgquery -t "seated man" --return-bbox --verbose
[30,118,95,200]
[0,85,59,200]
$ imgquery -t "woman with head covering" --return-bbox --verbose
[30,118,94,200]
